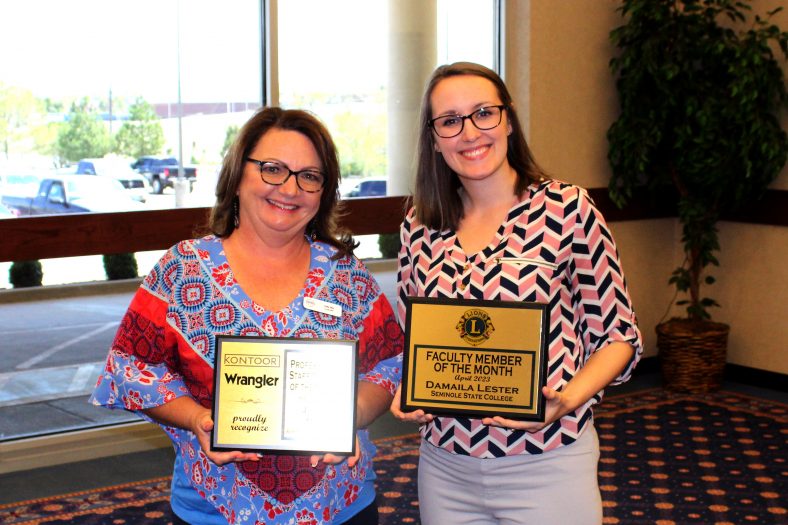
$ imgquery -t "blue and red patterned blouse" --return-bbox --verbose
[396,180,643,458]
[91,235,403,524]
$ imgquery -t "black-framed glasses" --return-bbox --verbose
[428,105,508,138]
[246,158,326,193]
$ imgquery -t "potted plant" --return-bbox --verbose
[9,260,44,288]
[607,0,787,392]
[378,232,401,259]
[103,253,139,281]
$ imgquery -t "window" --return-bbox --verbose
[0,0,266,441]
[276,0,498,257]
[0,0,264,211]
[0,0,265,283]
[0,0,501,441]
[277,0,497,195]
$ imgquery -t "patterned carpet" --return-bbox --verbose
[1,388,785,524]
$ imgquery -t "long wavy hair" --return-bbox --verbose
[208,106,355,258]
[414,62,547,231]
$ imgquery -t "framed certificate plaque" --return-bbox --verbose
[211,336,358,455]
[401,297,548,421]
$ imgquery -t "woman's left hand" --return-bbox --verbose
[481,386,570,432]
[483,342,636,432]
[309,435,361,469]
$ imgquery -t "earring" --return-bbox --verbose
[309,219,317,241]
[233,198,240,228]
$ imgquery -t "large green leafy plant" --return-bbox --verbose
[608,0,787,321]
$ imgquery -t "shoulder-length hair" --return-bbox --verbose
[208,106,355,258]
[414,62,546,231]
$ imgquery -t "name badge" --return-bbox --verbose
[304,296,342,317]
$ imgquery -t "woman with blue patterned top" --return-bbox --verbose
[91,107,403,524]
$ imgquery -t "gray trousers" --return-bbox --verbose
[418,424,603,525]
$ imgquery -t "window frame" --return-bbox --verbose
[0,0,504,452]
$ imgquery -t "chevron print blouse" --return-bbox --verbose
[396,180,643,457]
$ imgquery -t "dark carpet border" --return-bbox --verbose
[0,477,171,524]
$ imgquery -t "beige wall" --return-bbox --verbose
[715,224,788,370]
[505,1,787,372]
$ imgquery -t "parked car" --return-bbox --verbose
[0,172,45,217]
[131,156,198,194]
[0,202,15,218]
[0,172,47,201]
[1,174,146,216]
[74,158,150,202]
[342,178,387,198]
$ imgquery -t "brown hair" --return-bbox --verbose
[414,62,546,231]
[209,106,355,258]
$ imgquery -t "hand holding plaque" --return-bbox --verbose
[400,298,548,421]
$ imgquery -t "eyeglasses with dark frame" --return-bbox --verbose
[245,158,326,193]
[428,105,508,138]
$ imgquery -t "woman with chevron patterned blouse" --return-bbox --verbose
[91,107,403,525]
[390,62,643,524]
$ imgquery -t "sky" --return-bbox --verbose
[1,0,264,103]
[1,0,390,105]
[2,0,493,106]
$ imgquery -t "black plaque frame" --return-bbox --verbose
[401,297,548,421]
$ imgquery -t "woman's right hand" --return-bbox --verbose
[189,408,262,466]
[145,398,261,466]
[390,385,434,424]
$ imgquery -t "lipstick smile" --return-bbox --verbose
[460,145,490,160]
[267,198,298,211]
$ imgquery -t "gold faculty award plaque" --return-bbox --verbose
[401,298,548,420]
[211,336,358,455]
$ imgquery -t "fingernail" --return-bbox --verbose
[311,461,318,468]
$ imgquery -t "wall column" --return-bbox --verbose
[387,0,437,196]
[503,0,531,137]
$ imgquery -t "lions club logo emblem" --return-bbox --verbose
[456,309,495,346]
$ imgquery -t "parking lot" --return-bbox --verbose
[0,257,396,439]
[0,289,133,403]
[0,167,392,439]
[0,284,139,439]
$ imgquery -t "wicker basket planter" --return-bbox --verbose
[656,318,730,393]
